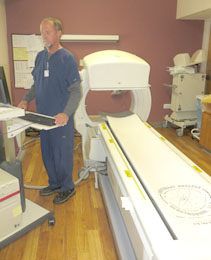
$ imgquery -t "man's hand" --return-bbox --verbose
[18,100,28,110]
[54,113,69,126]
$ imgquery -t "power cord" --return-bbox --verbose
[24,165,107,190]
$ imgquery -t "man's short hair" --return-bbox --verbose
[41,17,63,33]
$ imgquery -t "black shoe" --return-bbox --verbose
[53,189,76,204]
[40,186,61,196]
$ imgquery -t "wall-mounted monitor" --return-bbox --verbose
[0,66,11,104]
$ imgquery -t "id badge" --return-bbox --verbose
[44,70,49,77]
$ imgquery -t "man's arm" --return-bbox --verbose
[54,81,81,126]
[64,81,81,117]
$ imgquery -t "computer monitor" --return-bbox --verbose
[0,66,11,104]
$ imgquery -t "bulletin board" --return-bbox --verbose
[12,34,44,89]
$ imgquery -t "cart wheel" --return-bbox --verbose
[176,128,184,137]
[162,121,168,128]
[78,167,90,180]
[48,216,55,226]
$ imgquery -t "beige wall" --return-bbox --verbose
[177,0,211,19]
[0,0,11,99]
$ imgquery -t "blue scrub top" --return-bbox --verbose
[32,48,80,117]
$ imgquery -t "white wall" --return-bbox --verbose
[0,0,11,98]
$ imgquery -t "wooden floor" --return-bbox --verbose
[0,135,118,260]
[0,126,210,260]
[156,126,211,176]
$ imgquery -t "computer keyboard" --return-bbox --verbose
[19,112,56,126]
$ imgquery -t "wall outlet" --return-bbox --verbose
[163,104,171,109]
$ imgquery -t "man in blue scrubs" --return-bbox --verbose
[18,17,81,204]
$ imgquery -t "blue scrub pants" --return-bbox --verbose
[40,119,75,191]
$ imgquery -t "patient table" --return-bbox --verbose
[75,50,211,260]
[99,114,211,260]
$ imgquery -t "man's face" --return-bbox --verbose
[41,21,61,49]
